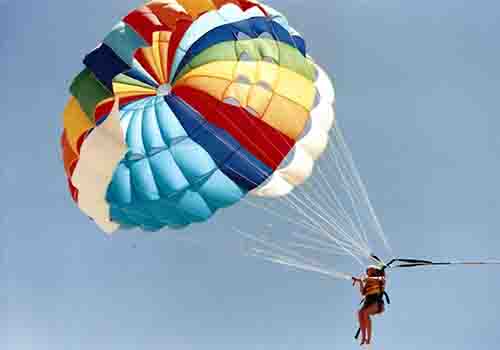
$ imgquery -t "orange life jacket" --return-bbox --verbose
[362,277,385,296]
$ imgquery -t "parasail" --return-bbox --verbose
[61,0,500,287]
[61,0,336,234]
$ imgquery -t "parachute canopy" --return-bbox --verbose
[61,0,335,233]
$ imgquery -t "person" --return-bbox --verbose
[352,265,387,346]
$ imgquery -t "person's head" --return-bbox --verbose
[366,265,384,277]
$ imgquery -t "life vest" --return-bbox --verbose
[362,277,385,296]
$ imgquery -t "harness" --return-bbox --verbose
[358,291,391,306]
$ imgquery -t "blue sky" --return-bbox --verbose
[2,1,500,349]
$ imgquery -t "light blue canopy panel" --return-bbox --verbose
[106,96,252,231]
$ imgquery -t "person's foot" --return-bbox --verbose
[360,339,366,346]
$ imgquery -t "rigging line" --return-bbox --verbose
[290,231,359,256]
[274,194,342,240]
[290,230,357,253]
[288,242,355,257]
[306,174,368,253]
[239,208,363,265]
[328,129,366,207]
[264,167,352,240]
[253,249,339,276]
[290,184,372,257]
[249,246,334,277]
[236,228,331,269]
[295,170,349,228]
[234,164,366,260]
[245,194,361,256]
[326,135,391,261]
[242,198,326,233]
[265,186,340,235]
[321,140,369,247]
[321,131,359,198]
[327,135,371,248]
[266,139,349,221]
[334,127,391,253]
[248,248,352,280]
[248,243,346,276]
[331,133,385,253]
[234,162,373,268]
[284,123,356,227]
[297,169,366,246]
[330,126,370,206]
[247,226,362,268]
[281,199,366,260]
[290,219,370,261]
[234,184,329,247]
[284,188,342,235]
[292,138,353,222]
[330,130,386,257]
[314,162,366,241]
[286,191,371,262]
[250,249,327,272]
[260,190,354,250]
[287,184,362,246]
[290,183,359,243]
[330,128,377,230]
[291,184,368,251]
[247,244,320,272]
[240,201,364,260]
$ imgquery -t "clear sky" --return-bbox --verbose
[2,1,500,349]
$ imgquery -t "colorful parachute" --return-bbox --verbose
[61,0,335,233]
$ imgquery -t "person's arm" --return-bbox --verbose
[366,276,385,281]
[352,276,365,294]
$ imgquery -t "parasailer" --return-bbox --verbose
[352,265,388,346]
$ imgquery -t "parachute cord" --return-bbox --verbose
[333,128,392,253]
[236,228,353,280]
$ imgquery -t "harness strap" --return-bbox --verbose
[384,291,391,304]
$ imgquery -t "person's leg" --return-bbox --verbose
[366,314,372,344]
[358,309,367,345]
[365,304,380,344]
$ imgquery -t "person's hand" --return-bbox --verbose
[352,277,361,286]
